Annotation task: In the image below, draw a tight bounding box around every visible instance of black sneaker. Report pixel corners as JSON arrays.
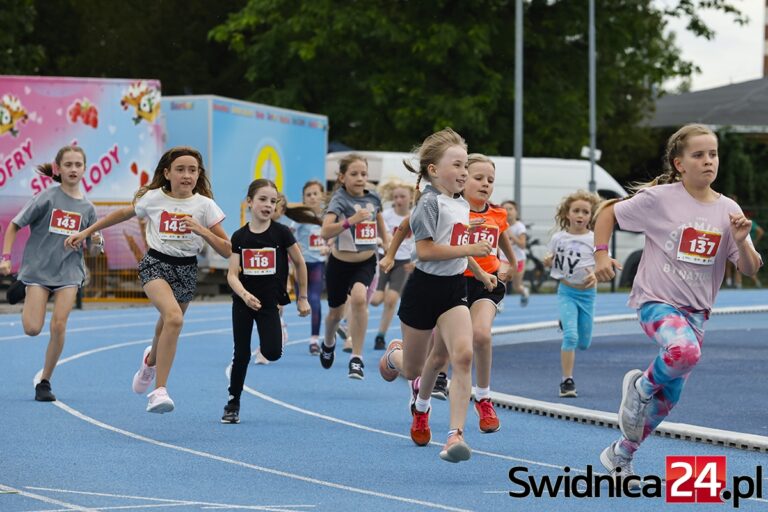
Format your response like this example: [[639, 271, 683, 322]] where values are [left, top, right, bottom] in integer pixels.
[[221, 403, 240, 424], [35, 379, 56, 402], [431, 372, 449, 400], [374, 334, 386, 350], [348, 357, 364, 380], [7, 279, 26, 305], [559, 378, 577, 398], [320, 343, 335, 369]]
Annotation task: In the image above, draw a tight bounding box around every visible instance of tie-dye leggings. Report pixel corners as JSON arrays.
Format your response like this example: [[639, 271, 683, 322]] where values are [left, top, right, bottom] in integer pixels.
[[617, 301, 707, 456]]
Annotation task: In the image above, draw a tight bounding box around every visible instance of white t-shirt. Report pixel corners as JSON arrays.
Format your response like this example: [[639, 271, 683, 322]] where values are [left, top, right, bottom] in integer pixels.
[[547, 230, 595, 284], [381, 208, 414, 260], [502, 221, 527, 263], [134, 188, 225, 257]]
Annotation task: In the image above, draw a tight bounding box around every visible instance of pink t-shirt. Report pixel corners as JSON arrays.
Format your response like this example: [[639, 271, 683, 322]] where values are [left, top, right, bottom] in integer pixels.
[[614, 182, 756, 312]]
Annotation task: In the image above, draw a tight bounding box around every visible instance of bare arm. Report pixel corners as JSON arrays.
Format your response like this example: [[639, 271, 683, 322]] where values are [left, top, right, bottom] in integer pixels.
[[593, 203, 622, 281], [415, 238, 491, 261], [0, 223, 20, 275], [227, 253, 261, 311], [288, 243, 311, 316], [186, 219, 231, 258], [320, 209, 371, 240], [64, 205, 136, 249]]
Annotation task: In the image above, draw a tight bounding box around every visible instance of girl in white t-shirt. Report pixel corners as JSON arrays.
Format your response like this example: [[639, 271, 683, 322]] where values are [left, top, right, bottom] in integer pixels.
[[593, 124, 762, 484], [371, 180, 415, 350], [67, 146, 231, 414], [500, 200, 530, 306], [544, 190, 600, 400]]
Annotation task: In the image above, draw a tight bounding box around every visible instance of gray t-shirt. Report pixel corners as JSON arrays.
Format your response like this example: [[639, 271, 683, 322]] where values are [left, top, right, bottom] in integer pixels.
[[325, 187, 383, 252], [12, 186, 97, 287], [410, 184, 469, 276]]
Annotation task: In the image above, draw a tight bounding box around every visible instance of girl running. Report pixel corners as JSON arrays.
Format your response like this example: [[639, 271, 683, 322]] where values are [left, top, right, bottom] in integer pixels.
[[501, 200, 530, 306], [66, 146, 231, 413], [593, 124, 761, 481], [290, 180, 328, 355], [1, 145, 101, 402], [544, 190, 600, 398], [319, 154, 389, 380], [221, 179, 311, 423], [370, 180, 415, 350], [378, 128, 492, 463]]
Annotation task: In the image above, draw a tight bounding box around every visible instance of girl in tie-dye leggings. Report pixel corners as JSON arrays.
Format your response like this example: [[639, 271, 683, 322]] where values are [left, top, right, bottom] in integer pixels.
[[591, 124, 762, 485]]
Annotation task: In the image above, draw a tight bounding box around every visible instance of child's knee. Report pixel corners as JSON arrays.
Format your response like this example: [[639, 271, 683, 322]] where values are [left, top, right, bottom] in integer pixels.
[[577, 339, 592, 351], [664, 341, 701, 371], [261, 346, 282, 362], [560, 337, 578, 352]]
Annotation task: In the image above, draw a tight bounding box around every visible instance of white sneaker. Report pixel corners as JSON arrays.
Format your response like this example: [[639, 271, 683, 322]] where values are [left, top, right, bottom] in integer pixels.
[[132, 346, 156, 394], [253, 348, 270, 365], [600, 442, 640, 491], [146, 387, 175, 414], [619, 369, 650, 442]]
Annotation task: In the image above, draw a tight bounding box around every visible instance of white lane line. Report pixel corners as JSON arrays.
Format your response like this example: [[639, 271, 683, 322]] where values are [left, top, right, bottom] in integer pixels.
[[49, 400, 471, 512], [24, 486, 314, 512], [0, 484, 97, 511], [0, 316, 231, 342], [44, 331, 472, 512]]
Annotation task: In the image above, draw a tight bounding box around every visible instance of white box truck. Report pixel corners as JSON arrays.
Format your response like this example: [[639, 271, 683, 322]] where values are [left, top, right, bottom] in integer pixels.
[[326, 151, 644, 287]]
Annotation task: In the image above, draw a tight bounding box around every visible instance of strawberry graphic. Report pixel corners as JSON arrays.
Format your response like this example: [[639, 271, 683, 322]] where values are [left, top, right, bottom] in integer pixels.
[[131, 162, 150, 187]]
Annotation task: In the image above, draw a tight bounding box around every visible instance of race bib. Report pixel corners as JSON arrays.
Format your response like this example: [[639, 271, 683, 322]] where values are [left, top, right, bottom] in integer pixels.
[[49, 209, 82, 236], [308, 233, 326, 251], [159, 211, 192, 241], [354, 221, 377, 245], [677, 227, 722, 265], [242, 248, 276, 275], [450, 223, 470, 246], [470, 224, 500, 254]]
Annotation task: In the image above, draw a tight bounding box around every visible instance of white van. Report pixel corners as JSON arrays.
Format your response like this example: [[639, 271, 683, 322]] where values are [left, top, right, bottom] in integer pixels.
[[326, 151, 644, 287]]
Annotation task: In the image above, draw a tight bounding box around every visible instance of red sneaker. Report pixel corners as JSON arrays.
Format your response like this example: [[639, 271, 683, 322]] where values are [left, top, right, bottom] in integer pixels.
[[410, 404, 431, 446], [378, 339, 402, 382], [474, 398, 500, 433]]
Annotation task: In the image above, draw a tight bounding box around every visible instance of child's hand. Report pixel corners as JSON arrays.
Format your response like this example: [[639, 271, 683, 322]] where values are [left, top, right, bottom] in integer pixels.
[[91, 232, 104, 247], [582, 268, 597, 288], [729, 213, 752, 243], [297, 297, 311, 317], [467, 240, 493, 257], [497, 262, 511, 282], [379, 255, 395, 273], [241, 291, 261, 311], [594, 252, 622, 282], [543, 253, 553, 268], [181, 216, 204, 235], [64, 233, 86, 250], [476, 270, 498, 291], [0, 259, 11, 276], [349, 209, 372, 225]]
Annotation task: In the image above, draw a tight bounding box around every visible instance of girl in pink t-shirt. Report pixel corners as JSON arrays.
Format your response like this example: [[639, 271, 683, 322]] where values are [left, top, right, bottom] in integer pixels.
[[592, 124, 762, 484]]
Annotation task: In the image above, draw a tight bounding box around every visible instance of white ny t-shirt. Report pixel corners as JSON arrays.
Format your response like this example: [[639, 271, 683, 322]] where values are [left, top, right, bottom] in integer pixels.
[[134, 188, 225, 257], [547, 230, 595, 284]]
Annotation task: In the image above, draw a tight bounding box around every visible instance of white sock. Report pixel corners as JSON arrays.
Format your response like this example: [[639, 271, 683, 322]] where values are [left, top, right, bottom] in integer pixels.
[[414, 396, 431, 413], [634, 376, 650, 400], [475, 386, 491, 401]]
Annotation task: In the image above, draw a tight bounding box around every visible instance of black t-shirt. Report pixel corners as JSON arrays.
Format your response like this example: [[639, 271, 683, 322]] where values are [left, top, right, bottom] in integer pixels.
[[231, 221, 297, 307]]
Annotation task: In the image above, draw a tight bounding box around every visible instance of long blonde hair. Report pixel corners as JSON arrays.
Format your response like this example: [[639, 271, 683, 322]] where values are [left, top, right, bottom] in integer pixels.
[[555, 190, 600, 231], [404, 128, 467, 202]]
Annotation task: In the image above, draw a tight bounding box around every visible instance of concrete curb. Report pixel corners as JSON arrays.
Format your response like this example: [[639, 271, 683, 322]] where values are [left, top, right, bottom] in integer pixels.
[[486, 305, 768, 452]]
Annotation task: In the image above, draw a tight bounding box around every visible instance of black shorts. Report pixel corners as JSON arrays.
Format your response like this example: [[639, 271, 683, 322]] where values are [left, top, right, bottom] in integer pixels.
[[398, 269, 468, 330], [138, 249, 198, 304], [325, 254, 377, 308], [376, 259, 411, 295], [466, 273, 505, 308]]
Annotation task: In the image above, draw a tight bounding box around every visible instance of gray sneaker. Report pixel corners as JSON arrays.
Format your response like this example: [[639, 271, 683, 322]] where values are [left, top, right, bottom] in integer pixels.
[[619, 369, 650, 443], [600, 442, 640, 491]]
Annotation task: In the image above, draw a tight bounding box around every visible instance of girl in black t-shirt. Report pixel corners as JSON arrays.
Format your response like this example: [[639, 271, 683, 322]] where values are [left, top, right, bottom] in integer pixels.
[[222, 179, 311, 424]]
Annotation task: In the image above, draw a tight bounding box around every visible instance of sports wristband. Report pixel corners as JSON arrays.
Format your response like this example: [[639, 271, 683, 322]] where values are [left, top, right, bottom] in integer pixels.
[[298, 295, 308, 300], [593, 244, 609, 253], [1, 253, 11, 262], [342, 219, 351, 229]]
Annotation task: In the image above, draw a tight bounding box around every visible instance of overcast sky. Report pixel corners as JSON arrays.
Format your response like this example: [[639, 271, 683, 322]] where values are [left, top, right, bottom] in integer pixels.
[[662, 0, 764, 91]]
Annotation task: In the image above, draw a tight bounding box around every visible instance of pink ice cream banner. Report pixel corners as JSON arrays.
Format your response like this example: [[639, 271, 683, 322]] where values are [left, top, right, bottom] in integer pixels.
[[0, 75, 164, 200]]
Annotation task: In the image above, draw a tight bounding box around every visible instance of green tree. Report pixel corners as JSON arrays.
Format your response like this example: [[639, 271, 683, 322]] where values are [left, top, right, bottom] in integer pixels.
[[211, 0, 745, 176], [0, 0, 45, 74]]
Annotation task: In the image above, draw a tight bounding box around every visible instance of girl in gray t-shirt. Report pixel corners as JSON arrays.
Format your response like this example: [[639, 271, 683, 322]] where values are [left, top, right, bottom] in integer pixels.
[[0, 145, 101, 403]]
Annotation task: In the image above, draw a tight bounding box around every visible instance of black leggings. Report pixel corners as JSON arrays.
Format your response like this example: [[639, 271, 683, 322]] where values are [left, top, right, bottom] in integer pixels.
[[228, 299, 283, 402]]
